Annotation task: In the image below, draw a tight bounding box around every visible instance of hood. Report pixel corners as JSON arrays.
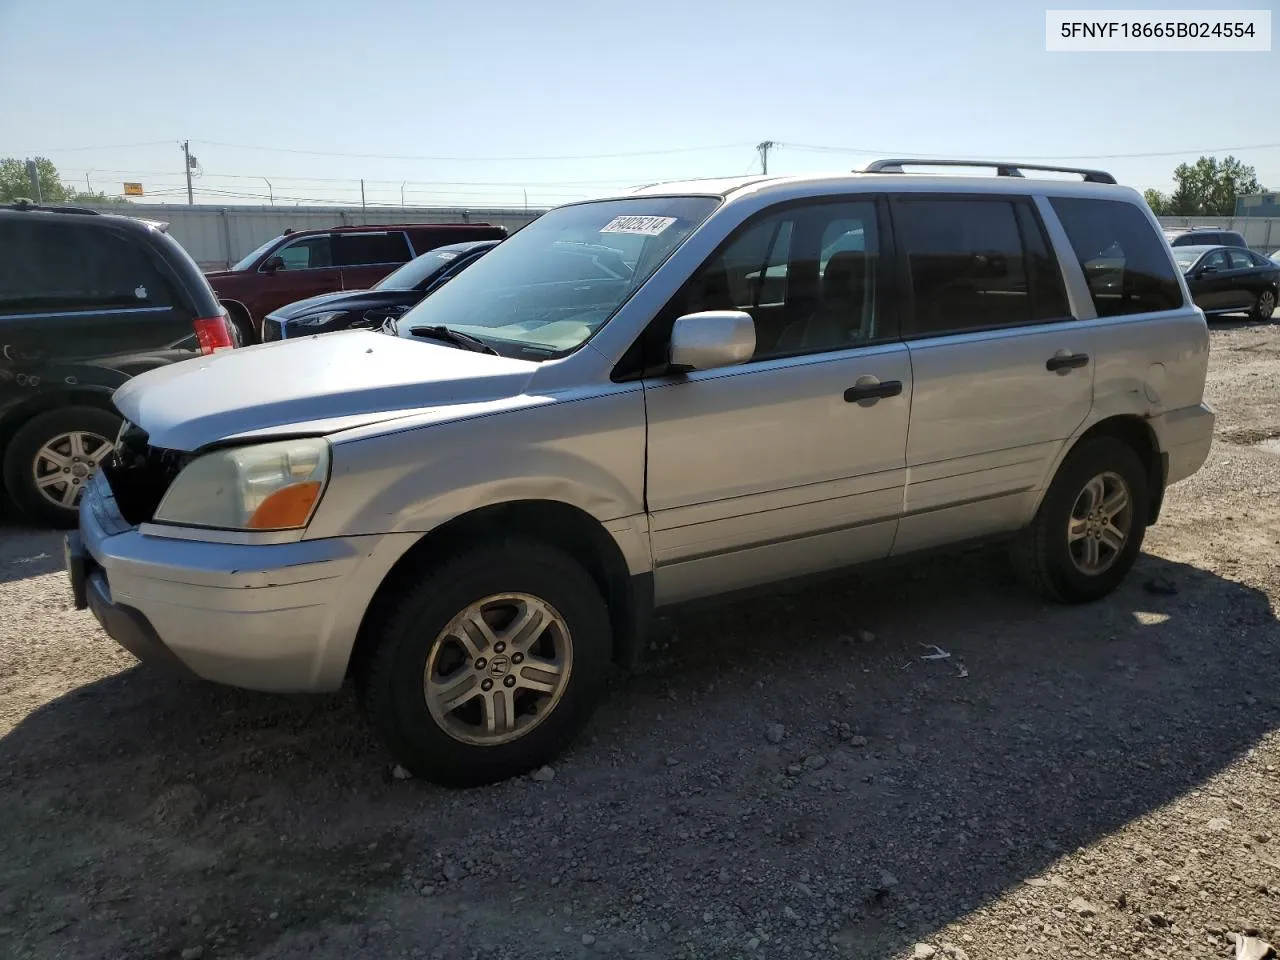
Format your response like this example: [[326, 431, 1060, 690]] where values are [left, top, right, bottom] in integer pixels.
[[270, 288, 408, 321], [113, 331, 539, 451]]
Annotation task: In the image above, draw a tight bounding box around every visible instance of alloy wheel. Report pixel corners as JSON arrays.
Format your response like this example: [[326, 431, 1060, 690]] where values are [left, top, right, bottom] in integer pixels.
[[1067, 471, 1132, 575], [32, 431, 113, 509], [423, 593, 573, 746]]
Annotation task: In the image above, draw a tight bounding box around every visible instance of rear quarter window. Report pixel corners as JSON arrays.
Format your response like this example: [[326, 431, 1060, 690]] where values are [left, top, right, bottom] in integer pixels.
[[0, 220, 177, 314], [1048, 197, 1184, 317]]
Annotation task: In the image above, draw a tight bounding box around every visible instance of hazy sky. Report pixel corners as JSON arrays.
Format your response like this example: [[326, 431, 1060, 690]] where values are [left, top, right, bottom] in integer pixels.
[[1, 0, 1277, 208]]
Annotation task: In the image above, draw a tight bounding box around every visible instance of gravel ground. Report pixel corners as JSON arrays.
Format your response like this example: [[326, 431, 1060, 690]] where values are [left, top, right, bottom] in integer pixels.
[[2, 319, 1279, 960]]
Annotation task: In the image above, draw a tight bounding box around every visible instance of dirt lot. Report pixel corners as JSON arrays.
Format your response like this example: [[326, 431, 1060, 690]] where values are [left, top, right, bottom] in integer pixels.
[[2, 321, 1279, 960]]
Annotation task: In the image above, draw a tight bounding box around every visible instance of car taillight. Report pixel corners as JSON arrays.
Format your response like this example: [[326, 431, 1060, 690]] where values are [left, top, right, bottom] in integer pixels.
[[193, 311, 236, 355]]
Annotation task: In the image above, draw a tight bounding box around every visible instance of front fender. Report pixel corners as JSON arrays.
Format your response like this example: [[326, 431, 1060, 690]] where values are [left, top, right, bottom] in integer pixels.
[[304, 388, 648, 559]]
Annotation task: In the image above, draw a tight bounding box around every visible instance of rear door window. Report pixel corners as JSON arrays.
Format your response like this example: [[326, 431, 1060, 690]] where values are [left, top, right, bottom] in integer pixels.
[[893, 196, 1067, 336], [1048, 197, 1184, 316], [0, 221, 175, 313], [335, 231, 412, 267]]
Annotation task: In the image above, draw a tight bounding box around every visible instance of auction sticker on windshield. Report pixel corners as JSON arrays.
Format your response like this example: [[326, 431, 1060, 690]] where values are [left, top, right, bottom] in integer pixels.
[[600, 215, 677, 236]]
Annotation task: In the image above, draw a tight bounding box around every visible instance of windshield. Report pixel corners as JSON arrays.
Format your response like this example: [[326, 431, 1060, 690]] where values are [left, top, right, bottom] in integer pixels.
[[375, 247, 481, 291], [1171, 248, 1207, 270], [231, 235, 284, 271], [395, 196, 720, 357]]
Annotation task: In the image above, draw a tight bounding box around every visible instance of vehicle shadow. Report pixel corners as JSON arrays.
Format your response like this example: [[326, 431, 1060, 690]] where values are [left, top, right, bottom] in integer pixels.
[[1207, 313, 1274, 331], [0, 549, 1277, 959]]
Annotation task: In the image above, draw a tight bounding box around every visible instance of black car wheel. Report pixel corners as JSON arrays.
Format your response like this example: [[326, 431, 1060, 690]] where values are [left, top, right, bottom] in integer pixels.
[[224, 304, 258, 345], [3, 406, 122, 528], [1015, 436, 1148, 604], [357, 539, 612, 787], [1253, 288, 1276, 321]]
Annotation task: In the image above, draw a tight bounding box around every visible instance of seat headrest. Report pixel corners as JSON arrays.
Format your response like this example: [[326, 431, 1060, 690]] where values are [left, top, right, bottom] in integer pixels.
[[823, 250, 865, 297]]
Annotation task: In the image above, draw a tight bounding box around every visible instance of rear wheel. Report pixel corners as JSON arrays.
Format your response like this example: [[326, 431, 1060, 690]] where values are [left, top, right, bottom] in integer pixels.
[[1016, 436, 1148, 603], [357, 540, 612, 787], [224, 303, 257, 345], [3, 406, 121, 528], [1253, 288, 1276, 322]]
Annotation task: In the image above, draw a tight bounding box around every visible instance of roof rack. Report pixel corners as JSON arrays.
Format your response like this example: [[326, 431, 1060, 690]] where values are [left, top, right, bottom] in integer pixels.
[[861, 159, 1117, 185], [4, 199, 102, 215]]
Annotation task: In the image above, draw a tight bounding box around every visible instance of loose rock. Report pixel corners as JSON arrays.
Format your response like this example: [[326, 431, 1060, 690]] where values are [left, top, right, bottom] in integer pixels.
[[531, 766, 556, 782], [766, 724, 786, 744], [1069, 898, 1099, 917]]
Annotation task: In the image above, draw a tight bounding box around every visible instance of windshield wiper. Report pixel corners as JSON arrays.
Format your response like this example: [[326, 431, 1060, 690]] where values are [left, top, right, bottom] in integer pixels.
[[408, 324, 499, 355]]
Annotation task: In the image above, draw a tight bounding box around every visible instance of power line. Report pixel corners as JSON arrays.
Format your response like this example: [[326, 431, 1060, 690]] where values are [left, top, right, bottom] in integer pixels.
[[190, 139, 754, 162], [781, 141, 1280, 161], [6, 140, 173, 153]]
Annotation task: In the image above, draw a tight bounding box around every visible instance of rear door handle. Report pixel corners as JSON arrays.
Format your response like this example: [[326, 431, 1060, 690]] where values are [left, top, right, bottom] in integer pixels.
[[844, 379, 903, 403], [1045, 352, 1089, 373]]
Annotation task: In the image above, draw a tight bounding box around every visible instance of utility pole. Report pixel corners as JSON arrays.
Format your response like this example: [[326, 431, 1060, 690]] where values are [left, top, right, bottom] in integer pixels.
[[261, 178, 273, 205], [400, 181, 406, 208], [360, 179, 366, 211], [756, 141, 776, 175], [181, 140, 194, 205], [85, 170, 92, 192], [24, 159, 42, 203]]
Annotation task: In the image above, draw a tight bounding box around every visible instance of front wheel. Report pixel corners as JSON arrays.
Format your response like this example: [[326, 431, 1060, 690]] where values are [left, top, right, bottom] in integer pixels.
[[1253, 288, 1276, 322], [1016, 436, 1149, 604], [357, 540, 612, 787]]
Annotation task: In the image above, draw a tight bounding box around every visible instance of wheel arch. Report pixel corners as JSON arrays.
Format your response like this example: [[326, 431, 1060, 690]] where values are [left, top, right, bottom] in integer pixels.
[[1058, 415, 1165, 525], [219, 299, 257, 341], [348, 499, 653, 681]]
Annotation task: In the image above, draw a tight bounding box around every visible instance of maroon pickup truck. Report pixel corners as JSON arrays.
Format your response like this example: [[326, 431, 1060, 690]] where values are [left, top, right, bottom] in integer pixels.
[[208, 222, 508, 342]]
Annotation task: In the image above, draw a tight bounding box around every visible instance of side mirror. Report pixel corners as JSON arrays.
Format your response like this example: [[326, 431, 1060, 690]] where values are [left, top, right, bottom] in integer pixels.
[[262, 255, 284, 274], [1197, 264, 1218, 276], [668, 310, 755, 373]]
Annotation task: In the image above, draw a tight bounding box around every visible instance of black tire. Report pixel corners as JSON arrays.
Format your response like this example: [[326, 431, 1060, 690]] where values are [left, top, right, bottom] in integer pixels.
[[224, 303, 258, 345], [1016, 436, 1149, 604], [1252, 287, 1277, 322], [3, 405, 122, 528], [357, 539, 612, 787]]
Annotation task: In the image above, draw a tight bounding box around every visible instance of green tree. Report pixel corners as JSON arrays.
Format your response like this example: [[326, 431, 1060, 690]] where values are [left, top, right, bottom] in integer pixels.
[[0, 156, 130, 205], [1143, 188, 1171, 215], [1167, 155, 1262, 217]]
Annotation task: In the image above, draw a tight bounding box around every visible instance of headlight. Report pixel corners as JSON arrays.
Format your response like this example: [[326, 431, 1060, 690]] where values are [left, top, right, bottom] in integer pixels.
[[289, 311, 349, 334], [153, 438, 330, 531]]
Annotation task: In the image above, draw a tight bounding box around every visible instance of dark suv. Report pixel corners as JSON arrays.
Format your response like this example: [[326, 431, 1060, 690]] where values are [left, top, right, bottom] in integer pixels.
[[1165, 227, 1249, 249], [207, 223, 509, 342], [0, 203, 233, 526]]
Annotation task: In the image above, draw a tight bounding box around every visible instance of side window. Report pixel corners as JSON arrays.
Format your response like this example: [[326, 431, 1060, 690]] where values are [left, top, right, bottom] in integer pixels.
[[336, 232, 412, 267], [275, 235, 333, 271], [0, 222, 174, 312], [1049, 197, 1184, 317], [894, 197, 1033, 335], [1202, 250, 1230, 271], [1228, 249, 1255, 270], [656, 200, 883, 363]]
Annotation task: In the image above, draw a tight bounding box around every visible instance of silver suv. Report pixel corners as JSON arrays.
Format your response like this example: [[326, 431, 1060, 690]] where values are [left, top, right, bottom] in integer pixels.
[[66, 159, 1214, 786]]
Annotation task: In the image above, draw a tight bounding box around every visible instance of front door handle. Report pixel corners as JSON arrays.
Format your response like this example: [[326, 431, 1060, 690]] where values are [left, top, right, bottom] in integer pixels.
[[1046, 352, 1090, 373], [844, 379, 903, 404]]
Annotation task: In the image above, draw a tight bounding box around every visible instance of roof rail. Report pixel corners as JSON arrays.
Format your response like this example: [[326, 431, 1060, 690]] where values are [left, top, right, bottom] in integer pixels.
[[861, 159, 1117, 185], [4, 199, 102, 215]]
